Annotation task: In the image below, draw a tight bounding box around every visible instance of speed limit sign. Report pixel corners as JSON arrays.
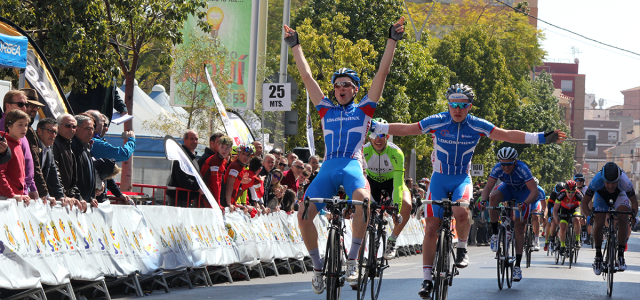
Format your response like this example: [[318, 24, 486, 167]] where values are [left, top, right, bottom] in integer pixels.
[[263, 83, 291, 111]]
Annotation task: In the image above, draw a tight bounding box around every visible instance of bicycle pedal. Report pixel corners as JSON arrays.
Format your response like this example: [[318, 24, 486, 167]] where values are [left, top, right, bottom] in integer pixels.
[[454, 269, 459, 276]]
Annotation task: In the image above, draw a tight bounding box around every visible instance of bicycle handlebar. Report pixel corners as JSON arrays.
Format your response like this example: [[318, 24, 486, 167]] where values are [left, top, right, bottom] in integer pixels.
[[302, 197, 369, 222], [423, 199, 470, 208], [370, 200, 402, 224]]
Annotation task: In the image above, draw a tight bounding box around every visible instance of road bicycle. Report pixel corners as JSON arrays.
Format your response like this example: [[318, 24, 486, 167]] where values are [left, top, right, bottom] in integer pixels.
[[524, 212, 543, 268], [556, 213, 580, 268], [302, 197, 368, 300], [356, 193, 400, 300], [422, 193, 470, 300], [487, 200, 518, 290], [592, 200, 633, 297]]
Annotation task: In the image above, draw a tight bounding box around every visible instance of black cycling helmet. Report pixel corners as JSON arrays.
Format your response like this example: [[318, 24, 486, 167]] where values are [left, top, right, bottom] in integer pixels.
[[554, 182, 566, 194], [446, 83, 475, 103], [331, 68, 361, 88], [601, 162, 621, 182], [573, 173, 585, 181]]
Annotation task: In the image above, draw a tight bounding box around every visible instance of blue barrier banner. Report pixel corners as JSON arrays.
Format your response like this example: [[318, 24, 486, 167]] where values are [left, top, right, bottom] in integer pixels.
[[0, 33, 27, 69]]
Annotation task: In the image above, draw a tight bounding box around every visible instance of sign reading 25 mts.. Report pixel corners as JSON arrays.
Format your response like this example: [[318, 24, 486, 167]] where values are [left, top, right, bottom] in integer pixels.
[[262, 83, 291, 111]]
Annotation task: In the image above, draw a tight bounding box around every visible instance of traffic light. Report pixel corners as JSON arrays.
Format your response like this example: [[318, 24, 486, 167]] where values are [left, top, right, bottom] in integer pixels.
[[587, 135, 596, 151]]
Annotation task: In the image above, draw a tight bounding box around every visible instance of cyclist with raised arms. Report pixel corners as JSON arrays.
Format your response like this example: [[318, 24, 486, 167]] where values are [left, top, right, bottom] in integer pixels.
[[284, 17, 405, 294], [553, 179, 584, 256], [544, 182, 565, 252], [368, 84, 566, 298], [362, 118, 412, 259], [479, 147, 538, 282], [580, 162, 638, 274]]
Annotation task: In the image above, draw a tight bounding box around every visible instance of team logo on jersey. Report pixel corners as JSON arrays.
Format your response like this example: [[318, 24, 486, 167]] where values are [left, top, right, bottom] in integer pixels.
[[384, 160, 388, 167], [440, 130, 449, 136]]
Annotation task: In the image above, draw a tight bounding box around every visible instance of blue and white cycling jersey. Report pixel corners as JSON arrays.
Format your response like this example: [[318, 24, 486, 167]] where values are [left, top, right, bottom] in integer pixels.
[[585, 170, 635, 198], [488, 160, 534, 191], [317, 95, 376, 161], [536, 185, 546, 202], [418, 112, 495, 175]]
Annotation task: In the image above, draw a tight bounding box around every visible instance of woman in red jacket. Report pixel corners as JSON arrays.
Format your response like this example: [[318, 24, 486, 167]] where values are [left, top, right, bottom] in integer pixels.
[[0, 109, 31, 204]]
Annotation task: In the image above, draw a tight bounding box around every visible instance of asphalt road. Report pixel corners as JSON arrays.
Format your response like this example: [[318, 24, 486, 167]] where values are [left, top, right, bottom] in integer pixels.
[[117, 233, 640, 300]]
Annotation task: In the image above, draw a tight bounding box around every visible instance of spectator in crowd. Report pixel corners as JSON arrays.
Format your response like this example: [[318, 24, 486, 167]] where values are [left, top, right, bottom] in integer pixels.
[[0, 110, 31, 203], [52, 114, 81, 201], [201, 135, 233, 208], [21, 89, 48, 199], [286, 152, 298, 168], [93, 158, 122, 203], [1, 90, 37, 199], [281, 189, 297, 213], [420, 177, 430, 191], [260, 154, 276, 205], [405, 177, 413, 190], [265, 168, 285, 210], [304, 163, 312, 173], [198, 132, 224, 168], [0, 134, 10, 165], [252, 141, 264, 158], [299, 169, 312, 199], [224, 144, 254, 211], [92, 114, 136, 162], [307, 155, 320, 183], [72, 114, 97, 207], [35, 118, 65, 206], [166, 130, 201, 207], [269, 148, 283, 160], [242, 156, 267, 214], [281, 159, 304, 194], [279, 157, 288, 171], [230, 145, 238, 162]]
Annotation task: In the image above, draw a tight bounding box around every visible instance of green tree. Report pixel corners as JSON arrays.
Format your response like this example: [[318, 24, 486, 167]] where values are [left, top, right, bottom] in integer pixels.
[[103, 0, 208, 191]]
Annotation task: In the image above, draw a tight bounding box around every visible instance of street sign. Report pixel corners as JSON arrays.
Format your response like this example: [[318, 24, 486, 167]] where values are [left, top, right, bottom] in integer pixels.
[[262, 82, 291, 111], [471, 164, 484, 176]]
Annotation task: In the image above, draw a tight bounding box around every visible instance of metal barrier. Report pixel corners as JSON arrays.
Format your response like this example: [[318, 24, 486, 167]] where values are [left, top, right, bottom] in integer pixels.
[[109, 183, 209, 207]]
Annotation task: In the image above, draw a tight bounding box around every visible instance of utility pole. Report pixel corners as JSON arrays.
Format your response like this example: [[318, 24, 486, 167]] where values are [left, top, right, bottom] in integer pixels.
[[275, 0, 291, 150]]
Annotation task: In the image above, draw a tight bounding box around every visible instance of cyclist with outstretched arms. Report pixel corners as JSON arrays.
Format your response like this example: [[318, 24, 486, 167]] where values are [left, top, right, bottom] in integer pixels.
[[362, 118, 412, 259], [479, 148, 538, 282], [580, 162, 638, 274], [553, 180, 583, 256], [368, 84, 566, 298], [284, 17, 405, 294]]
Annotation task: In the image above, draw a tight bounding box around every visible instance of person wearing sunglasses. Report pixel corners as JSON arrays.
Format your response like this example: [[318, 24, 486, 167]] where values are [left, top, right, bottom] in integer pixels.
[[280, 160, 304, 194], [52, 113, 83, 209], [284, 17, 405, 294], [368, 83, 567, 297], [223, 143, 255, 212], [581, 162, 638, 274], [552, 179, 584, 257], [479, 147, 540, 282], [573, 173, 592, 245], [362, 118, 412, 261], [544, 182, 565, 252]]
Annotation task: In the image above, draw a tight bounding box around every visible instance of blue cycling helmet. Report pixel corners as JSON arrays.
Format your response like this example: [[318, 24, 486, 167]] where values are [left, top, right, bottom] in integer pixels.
[[331, 68, 361, 88], [446, 83, 475, 102]]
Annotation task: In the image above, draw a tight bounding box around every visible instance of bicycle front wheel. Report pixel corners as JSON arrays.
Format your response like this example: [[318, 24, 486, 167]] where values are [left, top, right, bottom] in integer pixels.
[[568, 226, 574, 269], [506, 230, 514, 289], [496, 228, 505, 290], [370, 232, 386, 300], [326, 230, 343, 300], [524, 224, 532, 268], [357, 229, 371, 300], [607, 230, 616, 297], [433, 230, 450, 300]]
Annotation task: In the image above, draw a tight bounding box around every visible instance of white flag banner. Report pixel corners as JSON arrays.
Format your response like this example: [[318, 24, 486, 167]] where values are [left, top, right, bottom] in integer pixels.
[[306, 90, 316, 156], [204, 64, 243, 145]]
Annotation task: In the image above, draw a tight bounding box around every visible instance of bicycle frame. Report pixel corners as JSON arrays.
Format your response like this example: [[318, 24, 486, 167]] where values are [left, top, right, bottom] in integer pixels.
[[487, 199, 517, 290]]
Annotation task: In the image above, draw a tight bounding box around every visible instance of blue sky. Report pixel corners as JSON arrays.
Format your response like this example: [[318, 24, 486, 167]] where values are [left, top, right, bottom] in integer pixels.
[[538, 0, 640, 108]]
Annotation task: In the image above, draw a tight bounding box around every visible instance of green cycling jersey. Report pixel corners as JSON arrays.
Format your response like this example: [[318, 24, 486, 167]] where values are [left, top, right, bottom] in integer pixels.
[[363, 141, 408, 207]]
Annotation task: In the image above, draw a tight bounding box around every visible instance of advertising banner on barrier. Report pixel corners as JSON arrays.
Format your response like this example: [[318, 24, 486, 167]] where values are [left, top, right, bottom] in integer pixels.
[[138, 206, 190, 270], [224, 211, 258, 265], [249, 214, 274, 263], [111, 206, 162, 275]]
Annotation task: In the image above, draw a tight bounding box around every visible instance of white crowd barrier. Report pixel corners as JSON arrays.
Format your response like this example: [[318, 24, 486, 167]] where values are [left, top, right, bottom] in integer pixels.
[[0, 199, 425, 297]]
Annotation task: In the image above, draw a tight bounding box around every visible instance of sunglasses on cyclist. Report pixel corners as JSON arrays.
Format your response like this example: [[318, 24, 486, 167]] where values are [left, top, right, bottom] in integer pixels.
[[333, 81, 356, 89], [449, 102, 471, 109], [371, 133, 388, 139], [500, 161, 515, 167], [566, 189, 576, 194], [575, 179, 585, 182]]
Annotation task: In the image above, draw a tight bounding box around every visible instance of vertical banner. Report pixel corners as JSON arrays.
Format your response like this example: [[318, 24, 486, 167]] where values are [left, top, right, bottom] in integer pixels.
[[179, 0, 260, 109], [204, 65, 242, 145], [227, 111, 255, 145], [306, 90, 316, 156]]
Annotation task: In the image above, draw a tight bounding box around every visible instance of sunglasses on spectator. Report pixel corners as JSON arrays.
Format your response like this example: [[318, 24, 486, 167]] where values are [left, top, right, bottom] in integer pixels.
[[279, 163, 287, 167], [449, 102, 471, 109], [272, 174, 282, 181], [294, 165, 304, 170], [333, 81, 356, 89], [500, 161, 516, 167], [43, 128, 58, 135], [9, 102, 31, 108], [63, 123, 77, 129]]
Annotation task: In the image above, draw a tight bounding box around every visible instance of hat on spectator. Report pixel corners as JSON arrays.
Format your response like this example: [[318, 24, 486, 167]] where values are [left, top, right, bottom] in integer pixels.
[[19, 88, 45, 107], [269, 148, 282, 155]]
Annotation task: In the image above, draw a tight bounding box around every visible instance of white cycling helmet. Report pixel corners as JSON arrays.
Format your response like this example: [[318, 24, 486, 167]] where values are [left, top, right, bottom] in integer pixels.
[[497, 147, 518, 160]]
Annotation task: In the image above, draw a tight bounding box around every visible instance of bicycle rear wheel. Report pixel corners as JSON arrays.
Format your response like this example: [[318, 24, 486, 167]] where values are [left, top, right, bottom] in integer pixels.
[[496, 228, 505, 290], [357, 229, 371, 300], [370, 232, 386, 300], [607, 231, 616, 297], [568, 226, 574, 269], [433, 230, 450, 300], [326, 230, 343, 300], [524, 224, 532, 268]]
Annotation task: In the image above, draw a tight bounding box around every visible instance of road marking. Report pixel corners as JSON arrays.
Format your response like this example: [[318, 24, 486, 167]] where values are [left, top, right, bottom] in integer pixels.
[[275, 293, 297, 296]]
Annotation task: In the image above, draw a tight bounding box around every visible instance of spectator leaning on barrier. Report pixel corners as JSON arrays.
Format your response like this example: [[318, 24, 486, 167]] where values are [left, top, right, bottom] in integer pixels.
[[52, 114, 81, 201], [35, 118, 65, 206], [252, 140, 263, 159], [22, 88, 48, 199], [201, 135, 233, 208], [240, 156, 266, 215], [1, 90, 38, 200], [166, 130, 201, 207], [72, 114, 98, 207], [0, 110, 31, 203], [265, 168, 285, 210], [281, 159, 303, 194], [224, 143, 254, 211], [93, 158, 122, 203], [198, 131, 224, 169], [260, 154, 276, 204]]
